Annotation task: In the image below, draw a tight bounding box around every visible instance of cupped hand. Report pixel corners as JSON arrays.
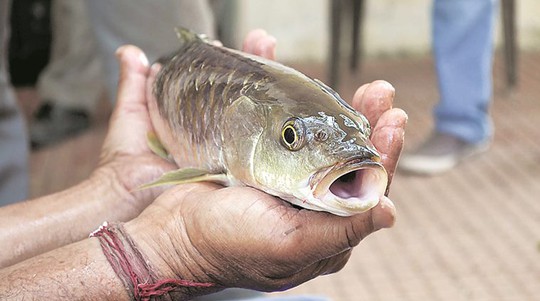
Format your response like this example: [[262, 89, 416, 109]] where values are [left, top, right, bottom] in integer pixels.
[[119, 31, 407, 295], [127, 182, 396, 293], [93, 30, 278, 219], [93, 45, 176, 215], [242, 29, 277, 60], [124, 31, 406, 294]]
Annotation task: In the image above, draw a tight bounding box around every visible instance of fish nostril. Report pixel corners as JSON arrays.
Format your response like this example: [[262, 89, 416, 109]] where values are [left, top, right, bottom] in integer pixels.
[[314, 129, 328, 142]]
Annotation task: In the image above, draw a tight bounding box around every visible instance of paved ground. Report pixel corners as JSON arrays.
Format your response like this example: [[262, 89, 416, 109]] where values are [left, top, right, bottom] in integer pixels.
[[28, 51, 540, 300]]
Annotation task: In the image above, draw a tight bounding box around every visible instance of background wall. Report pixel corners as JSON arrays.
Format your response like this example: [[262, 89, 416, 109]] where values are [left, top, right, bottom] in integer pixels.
[[232, 0, 540, 63]]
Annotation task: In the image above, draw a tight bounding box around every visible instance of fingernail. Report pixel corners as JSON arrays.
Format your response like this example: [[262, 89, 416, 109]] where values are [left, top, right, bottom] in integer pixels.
[[372, 196, 396, 231], [115, 45, 127, 59], [139, 52, 149, 67], [372, 80, 395, 93], [150, 63, 161, 75]]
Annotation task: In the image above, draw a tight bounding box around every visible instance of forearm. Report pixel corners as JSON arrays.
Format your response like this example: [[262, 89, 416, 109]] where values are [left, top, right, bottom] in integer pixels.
[[0, 169, 139, 268], [0, 222, 209, 301], [0, 238, 129, 300]]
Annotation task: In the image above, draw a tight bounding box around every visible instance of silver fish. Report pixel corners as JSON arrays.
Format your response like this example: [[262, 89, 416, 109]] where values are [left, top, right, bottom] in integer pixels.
[[145, 28, 387, 216]]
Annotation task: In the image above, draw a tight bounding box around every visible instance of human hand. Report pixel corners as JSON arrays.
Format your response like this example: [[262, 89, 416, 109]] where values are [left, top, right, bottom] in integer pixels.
[[125, 181, 396, 295], [92, 46, 177, 216], [125, 85, 405, 295], [125, 35, 406, 293], [92, 29, 280, 221], [242, 29, 277, 60], [118, 32, 405, 297], [351, 81, 408, 192]]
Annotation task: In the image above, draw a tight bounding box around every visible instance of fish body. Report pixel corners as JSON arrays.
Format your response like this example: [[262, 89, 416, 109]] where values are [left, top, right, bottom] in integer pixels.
[[147, 28, 387, 216]]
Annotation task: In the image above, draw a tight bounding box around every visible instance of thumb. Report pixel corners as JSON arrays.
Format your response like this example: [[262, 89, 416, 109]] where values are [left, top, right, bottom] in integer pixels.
[[114, 45, 150, 111], [285, 197, 396, 260]]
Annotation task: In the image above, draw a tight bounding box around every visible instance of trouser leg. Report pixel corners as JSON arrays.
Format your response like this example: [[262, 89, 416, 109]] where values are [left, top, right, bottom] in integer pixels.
[[432, 0, 498, 143]]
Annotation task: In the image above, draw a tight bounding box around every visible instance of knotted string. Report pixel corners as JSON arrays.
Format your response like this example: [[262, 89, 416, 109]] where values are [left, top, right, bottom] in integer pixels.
[[91, 222, 214, 300]]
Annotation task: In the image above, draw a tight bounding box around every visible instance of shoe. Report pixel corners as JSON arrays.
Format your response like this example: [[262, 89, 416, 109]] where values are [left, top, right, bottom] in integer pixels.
[[399, 132, 490, 175], [30, 102, 90, 149]]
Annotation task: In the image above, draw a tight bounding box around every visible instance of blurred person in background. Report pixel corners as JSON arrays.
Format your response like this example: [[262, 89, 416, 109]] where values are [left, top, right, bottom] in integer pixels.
[[2, 0, 218, 199], [31, 0, 218, 149], [0, 0, 29, 206], [30, 0, 104, 149], [399, 0, 498, 175], [85, 0, 216, 105]]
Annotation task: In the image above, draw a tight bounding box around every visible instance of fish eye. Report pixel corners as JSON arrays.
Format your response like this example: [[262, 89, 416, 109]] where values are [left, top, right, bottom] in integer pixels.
[[283, 126, 296, 144], [281, 118, 306, 151]]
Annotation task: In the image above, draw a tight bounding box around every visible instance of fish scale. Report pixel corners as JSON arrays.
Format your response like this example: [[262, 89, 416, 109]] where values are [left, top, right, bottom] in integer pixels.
[[156, 45, 267, 148]]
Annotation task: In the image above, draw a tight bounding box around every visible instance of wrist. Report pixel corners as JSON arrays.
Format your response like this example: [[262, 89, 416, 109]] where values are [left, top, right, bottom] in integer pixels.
[[120, 219, 221, 299], [88, 165, 147, 220], [93, 155, 177, 217]]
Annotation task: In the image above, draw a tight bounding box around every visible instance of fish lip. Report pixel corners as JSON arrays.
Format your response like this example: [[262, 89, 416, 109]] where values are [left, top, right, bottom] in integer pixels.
[[310, 158, 388, 213]]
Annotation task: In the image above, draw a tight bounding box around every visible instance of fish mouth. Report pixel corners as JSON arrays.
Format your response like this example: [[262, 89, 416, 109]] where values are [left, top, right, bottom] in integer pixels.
[[311, 158, 388, 215]]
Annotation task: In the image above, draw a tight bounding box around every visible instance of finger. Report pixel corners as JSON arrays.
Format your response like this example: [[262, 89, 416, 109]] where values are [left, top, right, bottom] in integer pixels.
[[352, 80, 395, 127], [269, 199, 394, 289], [351, 83, 369, 108], [255, 34, 277, 60], [101, 45, 152, 156], [372, 196, 396, 229], [370, 108, 408, 189], [114, 45, 150, 111], [281, 196, 396, 264], [242, 29, 277, 60], [242, 29, 267, 54], [146, 63, 162, 119]]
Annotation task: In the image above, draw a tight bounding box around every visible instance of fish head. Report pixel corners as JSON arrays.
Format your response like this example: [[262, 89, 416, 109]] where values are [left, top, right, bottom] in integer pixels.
[[250, 82, 388, 216]]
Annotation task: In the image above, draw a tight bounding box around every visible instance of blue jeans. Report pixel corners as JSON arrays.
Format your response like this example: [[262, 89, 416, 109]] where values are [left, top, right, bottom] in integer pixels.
[[432, 0, 498, 143]]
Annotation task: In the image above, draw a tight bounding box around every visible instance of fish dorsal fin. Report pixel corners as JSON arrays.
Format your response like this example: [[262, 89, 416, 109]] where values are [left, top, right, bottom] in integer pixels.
[[146, 131, 170, 160], [139, 168, 230, 190], [174, 27, 210, 44]]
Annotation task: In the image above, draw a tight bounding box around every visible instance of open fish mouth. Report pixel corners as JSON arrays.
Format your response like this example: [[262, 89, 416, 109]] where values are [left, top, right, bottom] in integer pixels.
[[311, 159, 388, 215]]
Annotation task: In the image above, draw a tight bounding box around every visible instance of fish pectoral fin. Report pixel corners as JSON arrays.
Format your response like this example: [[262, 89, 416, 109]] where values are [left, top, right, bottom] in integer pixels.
[[147, 131, 170, 160], [138, 168, 229, 190]]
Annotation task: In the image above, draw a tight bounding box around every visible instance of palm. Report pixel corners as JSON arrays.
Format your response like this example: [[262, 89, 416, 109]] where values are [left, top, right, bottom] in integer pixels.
[[143, 183, 356, 290]]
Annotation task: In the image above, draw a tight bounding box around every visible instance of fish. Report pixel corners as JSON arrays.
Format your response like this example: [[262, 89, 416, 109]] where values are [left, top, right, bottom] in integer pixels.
[[145, 28, 388, 216]]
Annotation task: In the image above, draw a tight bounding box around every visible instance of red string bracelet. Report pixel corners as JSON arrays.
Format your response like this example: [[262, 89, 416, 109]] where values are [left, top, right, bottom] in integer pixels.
[[90, 222, 214, 301]]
